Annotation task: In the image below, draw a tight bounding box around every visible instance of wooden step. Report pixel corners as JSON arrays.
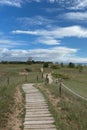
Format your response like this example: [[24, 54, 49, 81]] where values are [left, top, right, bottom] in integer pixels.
[[22, 84, 57, 130]]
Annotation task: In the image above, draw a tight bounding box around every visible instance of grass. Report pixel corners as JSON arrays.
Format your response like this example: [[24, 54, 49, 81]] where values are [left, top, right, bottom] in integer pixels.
[[44, 66, 87, 130], [52, 67, 87, 98], [0, 84, 15, 127], [36, 65, 87, 130], [0, 63, 44, 129], [40, 82, 87, 130], [0, 63, 87, 130]]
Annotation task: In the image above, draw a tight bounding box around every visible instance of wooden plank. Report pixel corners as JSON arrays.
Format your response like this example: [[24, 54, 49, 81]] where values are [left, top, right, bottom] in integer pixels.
[[22, 84, 57, 130]]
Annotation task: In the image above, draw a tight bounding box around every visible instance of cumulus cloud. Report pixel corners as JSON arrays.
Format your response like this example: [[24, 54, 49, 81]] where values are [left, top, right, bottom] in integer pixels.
[[1, 0, 87, 10], [12, 25, 87, 38], [1, 46, 87, 63], [37, 36, 61, 45], [56, 0, 87, 10], [65, 12, 87, 21], [71, 0, 87, 10], [0, 0, 23, 7], [47, 0, 87, 10], [0, 0, 56, 7], [11, 25, 87, 46], [0, 39, 27, 48], [0, 47, 78, 62]]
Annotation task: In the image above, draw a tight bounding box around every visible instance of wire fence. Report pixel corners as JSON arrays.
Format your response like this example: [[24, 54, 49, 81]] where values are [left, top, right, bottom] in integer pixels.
[[0, 72, 44, 87], [62, 83, 87, 101]]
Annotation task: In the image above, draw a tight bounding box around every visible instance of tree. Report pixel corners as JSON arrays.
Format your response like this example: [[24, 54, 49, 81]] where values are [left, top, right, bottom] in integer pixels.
[[68, 62, 75, 68], [43, 62, 49, 68], [60, 62, 64, 67], [27, 57, 33, 64]]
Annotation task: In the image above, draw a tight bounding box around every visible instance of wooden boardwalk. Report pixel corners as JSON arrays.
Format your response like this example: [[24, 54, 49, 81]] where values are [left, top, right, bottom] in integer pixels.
[[22, 84, 57, 130]]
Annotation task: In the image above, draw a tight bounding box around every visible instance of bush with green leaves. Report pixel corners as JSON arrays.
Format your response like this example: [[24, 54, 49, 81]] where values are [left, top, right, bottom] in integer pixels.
[[52, 72, 70, 80], [51, 64, 60, 69], [43, 62, 49, 68]]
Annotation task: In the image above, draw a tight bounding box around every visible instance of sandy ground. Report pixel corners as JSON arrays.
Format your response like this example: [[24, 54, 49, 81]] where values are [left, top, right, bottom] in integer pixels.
[[1, 86, 24, 130]]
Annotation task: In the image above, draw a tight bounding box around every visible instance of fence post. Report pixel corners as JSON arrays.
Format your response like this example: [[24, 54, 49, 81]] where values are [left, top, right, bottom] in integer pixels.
[[42, 72, 43, 78], [58, 78, 62, 97], [25, 75, 27, 82], [37, 75, 38, 81], [45, 74, 49, 85], [59, 82, 61, 97], [7, 77, 9, 85]]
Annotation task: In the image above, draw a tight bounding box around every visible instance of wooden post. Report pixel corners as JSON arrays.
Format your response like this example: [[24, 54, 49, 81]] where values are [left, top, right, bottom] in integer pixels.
[[58, 78, 62, 97], [45, 74, 49, 84], [37, 75, 38, 81], [59, 82, 61, 97], [42, 72, 43, 78], [25, 75, 27, 82], [7, 77, 9, 85]]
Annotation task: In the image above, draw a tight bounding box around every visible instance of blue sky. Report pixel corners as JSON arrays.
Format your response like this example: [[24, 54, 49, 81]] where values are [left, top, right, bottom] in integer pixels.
[[0, 0, 87, 62]]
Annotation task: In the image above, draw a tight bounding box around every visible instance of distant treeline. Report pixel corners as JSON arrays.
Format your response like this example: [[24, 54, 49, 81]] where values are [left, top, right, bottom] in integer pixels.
[[0, 60, 52, 64]]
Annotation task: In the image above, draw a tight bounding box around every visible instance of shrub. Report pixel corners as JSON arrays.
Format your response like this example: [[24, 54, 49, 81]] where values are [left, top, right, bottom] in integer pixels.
[[25, 68, 32, 72], [51, 64, 60, 69], [52, 73, 70, 80], [68, 62, 75, 68], [43, 62, 49, 68]]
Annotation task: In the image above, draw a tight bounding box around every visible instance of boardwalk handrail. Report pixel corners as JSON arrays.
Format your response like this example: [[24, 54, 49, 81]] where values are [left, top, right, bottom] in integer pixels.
[[62, 83, 87, 101]]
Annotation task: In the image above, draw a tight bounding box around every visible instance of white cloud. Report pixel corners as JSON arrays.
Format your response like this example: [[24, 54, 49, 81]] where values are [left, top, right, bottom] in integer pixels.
[[0, 0, 48, 7], [12, 30, 38, 35], [37, 36, 60, 45], [1, 46, 87, 63], [71, 0, 87, 10], [66, 57, 87, 63], [17, 16, 54, 27], [0, 39, 27, 48], [1, 47, 87, 63], [12, 25, 87, 38], [0, 39, 14, 44], [58, 0, 87, 10], [53, 26, 87, 38], [0, 47, 78, 62], [46, 0, 87, 10], [48, 0, 55, 3], [64, 12, 87, 21], [0, 0, 23, 7], [11, 25, 87, 46], [12, 30, 61, 45], [1, 0, 87, 10]]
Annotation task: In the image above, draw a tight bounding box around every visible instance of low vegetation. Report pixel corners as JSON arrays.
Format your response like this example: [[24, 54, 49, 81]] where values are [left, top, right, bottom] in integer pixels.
[[0, 63, 44, 129], [37, 63, 87, 130], [42, 83, 87, 130], [0, 62, 87, 130]]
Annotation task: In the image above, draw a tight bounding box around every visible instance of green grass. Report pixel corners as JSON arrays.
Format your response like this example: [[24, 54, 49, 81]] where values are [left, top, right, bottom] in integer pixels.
[[47, 66, 87, 130], [42, 83, 87, 130], [35, 65, 87, 130], [0, 84, 15, 127], [52, 67, 87, 98], [0, 63, 87, 129], [0, 63, 44, 128]]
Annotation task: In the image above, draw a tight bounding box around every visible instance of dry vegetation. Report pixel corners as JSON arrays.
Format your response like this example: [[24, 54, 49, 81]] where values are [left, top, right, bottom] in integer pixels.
[[6, 86, 25, 130], [0, 63, 87, 130]]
